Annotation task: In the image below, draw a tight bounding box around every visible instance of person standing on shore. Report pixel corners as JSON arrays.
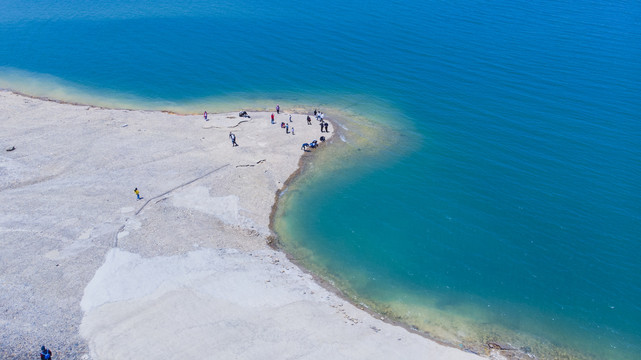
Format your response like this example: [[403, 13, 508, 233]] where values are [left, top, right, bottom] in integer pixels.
[[271, 113, 275, 124], [320, 121, 324, 132], [229, 132, 238, 147], [289, 114, 292, 122], [286, 123, 289, 134], [203, 111, 208, 121], [291, 127, 295, 135], [307, 116, 311, 125], [324, 122, 329, 133], [134, 188, 142, 200], [276, 104, 280, 114]]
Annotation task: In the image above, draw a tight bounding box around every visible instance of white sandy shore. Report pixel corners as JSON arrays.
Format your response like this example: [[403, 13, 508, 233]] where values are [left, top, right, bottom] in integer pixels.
[[0, 91, 485, 360]]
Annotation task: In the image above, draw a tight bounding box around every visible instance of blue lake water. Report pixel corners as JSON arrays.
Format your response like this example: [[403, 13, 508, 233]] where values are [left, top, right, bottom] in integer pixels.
[[1, 1, 640, 358]]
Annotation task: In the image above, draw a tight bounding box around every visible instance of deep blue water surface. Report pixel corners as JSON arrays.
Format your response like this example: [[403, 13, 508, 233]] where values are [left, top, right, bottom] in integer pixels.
[[1, 1, 640, 359]]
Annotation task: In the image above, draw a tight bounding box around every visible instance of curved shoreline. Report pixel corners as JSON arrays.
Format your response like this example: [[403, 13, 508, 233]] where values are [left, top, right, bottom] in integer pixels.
[[1, 90, 484, 360], [265, 115, 499, 358], [264, 124, 596, 360], [263, 110, 592, 360], [266, 136, 486, 357], [3, 88, 593, 360]]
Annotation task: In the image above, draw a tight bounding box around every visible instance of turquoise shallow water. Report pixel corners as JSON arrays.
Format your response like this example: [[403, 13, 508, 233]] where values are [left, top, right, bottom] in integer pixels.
[[2, 1, 640, 359]]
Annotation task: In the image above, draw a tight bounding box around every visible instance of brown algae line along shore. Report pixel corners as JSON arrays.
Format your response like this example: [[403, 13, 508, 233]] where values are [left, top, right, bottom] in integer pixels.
[[2, 88, 334, 117]]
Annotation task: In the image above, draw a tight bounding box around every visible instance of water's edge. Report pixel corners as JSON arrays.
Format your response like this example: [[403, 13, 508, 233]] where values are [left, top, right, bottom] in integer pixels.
[[2, 88, 586, 360], [4, 88, 489, 358], [266, 120, 492, 359]]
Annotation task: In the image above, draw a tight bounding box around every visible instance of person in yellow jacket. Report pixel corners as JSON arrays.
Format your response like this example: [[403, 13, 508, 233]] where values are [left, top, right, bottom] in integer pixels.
[[134, 187, 142, 200]]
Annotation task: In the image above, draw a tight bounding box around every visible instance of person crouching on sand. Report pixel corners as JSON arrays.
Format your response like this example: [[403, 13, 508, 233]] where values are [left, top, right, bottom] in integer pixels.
[[40, 345, 52, 360]]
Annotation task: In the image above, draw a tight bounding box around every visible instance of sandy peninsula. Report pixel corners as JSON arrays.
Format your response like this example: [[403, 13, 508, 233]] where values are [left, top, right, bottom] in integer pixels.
[[0, 90, 485, 360]]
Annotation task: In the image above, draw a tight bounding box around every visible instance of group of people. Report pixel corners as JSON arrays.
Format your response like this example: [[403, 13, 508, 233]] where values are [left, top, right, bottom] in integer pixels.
[[312, 109, 330, 133], [203, 105, 332, 149], [314, 109, 325, 121], [272, 105, 295, 135], [280, 122, 294, 135], [301, 136, 326, 151], [133, 106, 331, 201], [301, 140, 318, 150]]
